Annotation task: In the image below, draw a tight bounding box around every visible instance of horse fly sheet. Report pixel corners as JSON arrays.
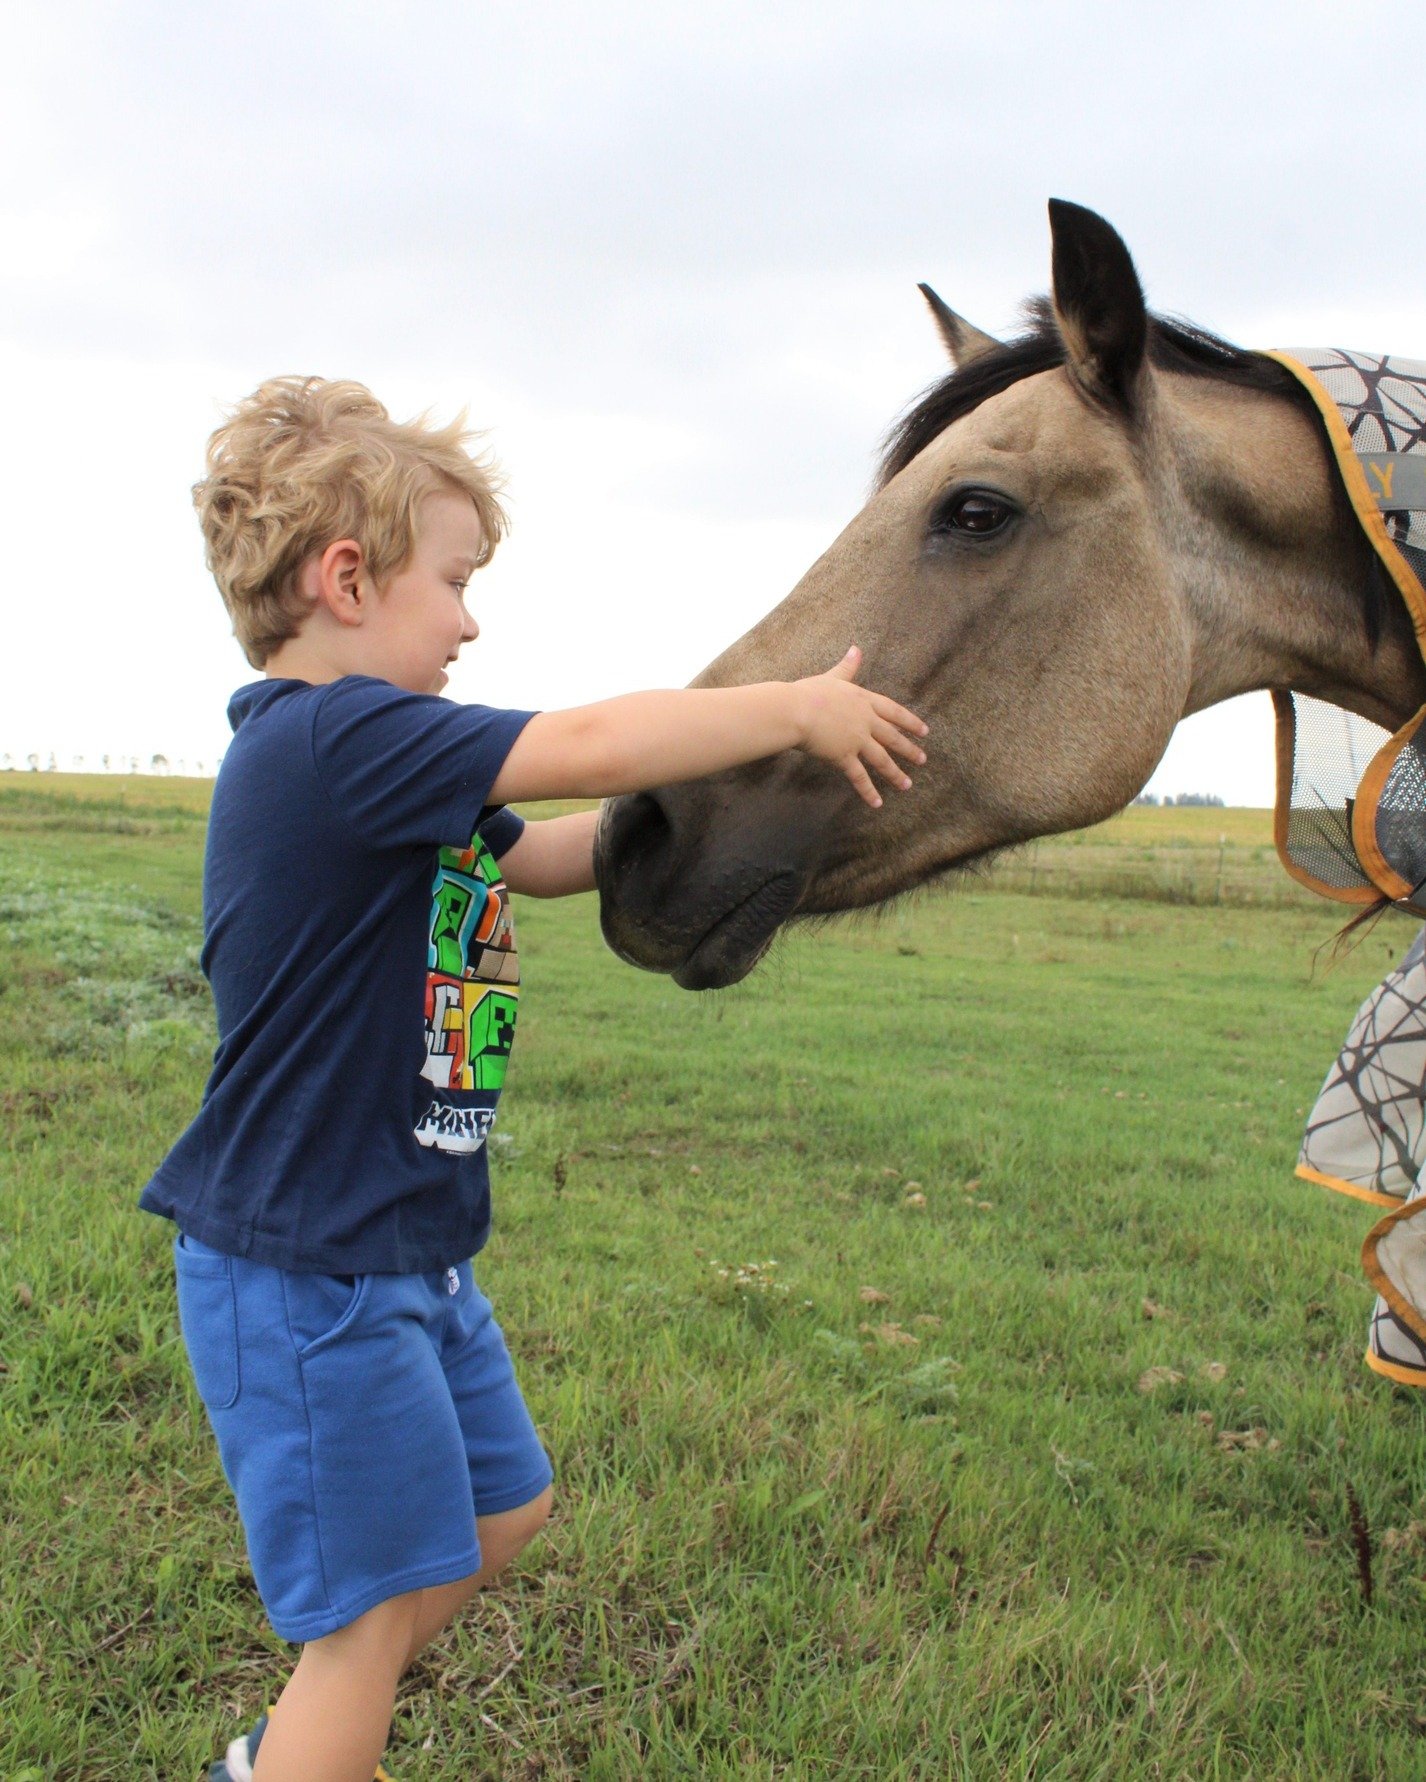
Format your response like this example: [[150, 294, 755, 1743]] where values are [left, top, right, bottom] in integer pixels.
[[1267, 350, 1426, 913], [1267, 350, 1426, 1385], [1297, 931, 1426, 1384]]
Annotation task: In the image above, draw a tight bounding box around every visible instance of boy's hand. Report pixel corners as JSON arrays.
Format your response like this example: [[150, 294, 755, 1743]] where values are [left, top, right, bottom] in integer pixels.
[[487, 648, 928, 806], [792, 647, 929, 808]]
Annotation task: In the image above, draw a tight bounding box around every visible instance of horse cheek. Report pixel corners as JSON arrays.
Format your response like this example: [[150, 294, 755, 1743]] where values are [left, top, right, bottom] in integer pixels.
[[1000, 561, 1187, 834], [1080, 593, 1192, 814]]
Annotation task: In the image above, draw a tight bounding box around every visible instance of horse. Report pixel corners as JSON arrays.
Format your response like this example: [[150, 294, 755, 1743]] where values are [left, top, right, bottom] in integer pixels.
[[593, 199, 1426, 989]]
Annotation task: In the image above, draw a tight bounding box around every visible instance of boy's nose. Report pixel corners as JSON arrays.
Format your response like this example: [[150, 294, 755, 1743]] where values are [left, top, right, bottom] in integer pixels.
[[462, 607, 479, 642]]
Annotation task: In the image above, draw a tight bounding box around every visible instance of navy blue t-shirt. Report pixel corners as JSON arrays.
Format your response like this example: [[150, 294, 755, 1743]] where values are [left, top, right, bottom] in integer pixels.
[[139, 676, 536, 1272]]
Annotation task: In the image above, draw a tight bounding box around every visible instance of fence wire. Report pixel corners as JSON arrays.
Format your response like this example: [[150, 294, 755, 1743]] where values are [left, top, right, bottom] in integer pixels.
[[982, 836, 1315, 909]]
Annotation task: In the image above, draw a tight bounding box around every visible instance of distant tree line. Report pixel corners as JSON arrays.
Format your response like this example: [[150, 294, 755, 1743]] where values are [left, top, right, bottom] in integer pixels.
[[0, 752, 222, 776], [1131, 791, 1226, 807]]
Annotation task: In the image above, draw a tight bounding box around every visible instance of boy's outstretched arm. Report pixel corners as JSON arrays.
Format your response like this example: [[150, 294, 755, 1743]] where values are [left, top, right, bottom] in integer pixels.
[[487, 646, 928, 810], [498, 810, 600, 898]]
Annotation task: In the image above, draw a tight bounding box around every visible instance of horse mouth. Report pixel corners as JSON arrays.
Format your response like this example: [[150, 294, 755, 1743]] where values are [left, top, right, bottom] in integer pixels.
[[670, 872, 802, 991]]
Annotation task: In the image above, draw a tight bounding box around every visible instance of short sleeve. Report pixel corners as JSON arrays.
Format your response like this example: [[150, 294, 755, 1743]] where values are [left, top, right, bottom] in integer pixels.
[[478, 805, 526, 859], [311, 676, 536, 851]]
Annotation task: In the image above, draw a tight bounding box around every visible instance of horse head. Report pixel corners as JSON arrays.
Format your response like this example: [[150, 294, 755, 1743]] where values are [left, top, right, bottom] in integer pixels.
[[596, 201, 1424, 988]]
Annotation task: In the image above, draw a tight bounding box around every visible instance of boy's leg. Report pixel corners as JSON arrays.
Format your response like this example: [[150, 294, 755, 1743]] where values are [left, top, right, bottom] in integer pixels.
[[252, 1589, 423, 1782], [400, 1486, 553, 1668], [408, 1262, 551, 1674], [249, 1492, 554, 1778], [182, 1254, 531, 1778]]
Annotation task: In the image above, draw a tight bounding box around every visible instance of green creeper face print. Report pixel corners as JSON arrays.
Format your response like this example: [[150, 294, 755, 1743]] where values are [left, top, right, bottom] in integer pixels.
[[414, 833, 520, 1152]]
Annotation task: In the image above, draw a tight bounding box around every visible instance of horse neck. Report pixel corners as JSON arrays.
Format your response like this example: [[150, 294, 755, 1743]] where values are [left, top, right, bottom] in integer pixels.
[[1154, 375, 1426, 732]]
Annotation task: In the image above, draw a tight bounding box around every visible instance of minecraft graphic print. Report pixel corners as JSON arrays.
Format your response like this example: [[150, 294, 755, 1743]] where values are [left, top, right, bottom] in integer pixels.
[[414, 833, 519, 1155]]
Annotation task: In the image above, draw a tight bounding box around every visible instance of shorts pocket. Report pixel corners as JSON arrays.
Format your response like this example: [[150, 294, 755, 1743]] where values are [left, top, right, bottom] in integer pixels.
[[174, 1236, 240, 1410], [283, 1270, 372, 1362]]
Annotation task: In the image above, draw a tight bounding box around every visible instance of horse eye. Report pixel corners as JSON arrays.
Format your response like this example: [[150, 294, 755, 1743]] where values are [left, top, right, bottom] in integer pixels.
[[934, 490, 1017, 537]]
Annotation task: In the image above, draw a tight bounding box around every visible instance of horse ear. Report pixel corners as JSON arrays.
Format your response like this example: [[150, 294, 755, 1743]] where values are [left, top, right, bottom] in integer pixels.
[[917, 284, 1001, 367], [1048, 199, 1148, 415]]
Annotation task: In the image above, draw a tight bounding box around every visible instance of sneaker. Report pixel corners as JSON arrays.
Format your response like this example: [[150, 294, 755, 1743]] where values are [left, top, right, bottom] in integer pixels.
[[206, 1711, 267, 1782], [206, 1713, 398, 1780]]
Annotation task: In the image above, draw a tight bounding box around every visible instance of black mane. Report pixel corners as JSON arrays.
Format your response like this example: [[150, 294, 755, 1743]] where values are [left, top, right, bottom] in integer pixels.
[[877, 297, 1321, 485], [877, 296, 1391, 645]]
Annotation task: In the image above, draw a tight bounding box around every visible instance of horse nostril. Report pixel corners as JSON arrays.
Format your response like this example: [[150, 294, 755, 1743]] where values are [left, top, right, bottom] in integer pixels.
[[599, 790, 675, 881], [596, 789, 692, 969]]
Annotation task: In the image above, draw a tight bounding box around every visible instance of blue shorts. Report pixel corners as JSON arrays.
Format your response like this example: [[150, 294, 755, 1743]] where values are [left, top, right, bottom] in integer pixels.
[[173, 1233, 553, 1643]]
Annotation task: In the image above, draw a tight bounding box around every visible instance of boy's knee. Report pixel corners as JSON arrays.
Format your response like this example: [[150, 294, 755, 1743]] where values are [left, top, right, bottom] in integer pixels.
[[501, 1482, 554, 1554], [512, 1482, 553, 1549], [308, 1589, 424, 1669], [476, 1484, 553, 1580], [526, 1483, 554, 1531]]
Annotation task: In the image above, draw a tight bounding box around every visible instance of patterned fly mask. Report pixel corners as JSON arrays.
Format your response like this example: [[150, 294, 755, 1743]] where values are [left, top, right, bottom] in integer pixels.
[[1272, 351, 1426, 1386]]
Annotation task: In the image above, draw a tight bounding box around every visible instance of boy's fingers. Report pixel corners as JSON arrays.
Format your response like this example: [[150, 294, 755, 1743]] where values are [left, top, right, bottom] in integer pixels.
[[862, 741, 913, 789], [827, 646, 862, 683], [871, 693, 929, 736], [872, 719, 927, 764], [842, 756, 883, 807]]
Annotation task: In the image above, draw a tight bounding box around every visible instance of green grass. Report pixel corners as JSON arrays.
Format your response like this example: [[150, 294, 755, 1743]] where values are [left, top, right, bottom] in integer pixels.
[[5, 778, 1426, 1778]]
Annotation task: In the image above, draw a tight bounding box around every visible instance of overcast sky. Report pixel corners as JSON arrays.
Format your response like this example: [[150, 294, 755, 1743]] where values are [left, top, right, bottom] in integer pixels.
[[7, 0, 1426, 801]]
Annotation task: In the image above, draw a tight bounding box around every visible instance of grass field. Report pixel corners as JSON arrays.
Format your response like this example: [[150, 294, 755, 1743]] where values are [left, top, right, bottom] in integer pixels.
[[5, 777, 1426, 1778]]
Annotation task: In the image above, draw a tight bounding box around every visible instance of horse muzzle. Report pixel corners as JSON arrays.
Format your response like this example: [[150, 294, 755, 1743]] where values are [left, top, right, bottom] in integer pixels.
[[595, 788, 808, 989]]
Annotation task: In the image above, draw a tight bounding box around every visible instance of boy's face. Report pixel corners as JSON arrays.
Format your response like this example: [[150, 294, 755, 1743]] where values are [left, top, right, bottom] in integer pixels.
[[362, 488, 483, 695]]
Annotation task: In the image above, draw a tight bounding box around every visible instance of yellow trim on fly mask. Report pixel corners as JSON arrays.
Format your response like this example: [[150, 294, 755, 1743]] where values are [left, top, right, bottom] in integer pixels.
[[1294, 1163, 1399, 1212], [1363, 1349, 1426, 1388]]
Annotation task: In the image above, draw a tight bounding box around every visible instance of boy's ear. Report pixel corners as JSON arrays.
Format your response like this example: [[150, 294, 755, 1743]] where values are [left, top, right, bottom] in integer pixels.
[[315, 539, 369, 627]]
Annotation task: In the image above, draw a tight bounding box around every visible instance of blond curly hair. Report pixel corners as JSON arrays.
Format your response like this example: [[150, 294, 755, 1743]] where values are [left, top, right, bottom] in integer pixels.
[[194, 376, 507, 667]]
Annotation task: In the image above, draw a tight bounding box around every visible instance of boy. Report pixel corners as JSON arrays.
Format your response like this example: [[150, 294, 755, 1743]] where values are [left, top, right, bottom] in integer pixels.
[[141, 376, 927, 1782]]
